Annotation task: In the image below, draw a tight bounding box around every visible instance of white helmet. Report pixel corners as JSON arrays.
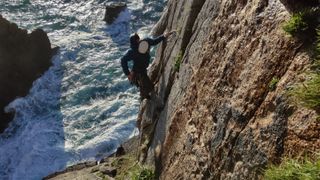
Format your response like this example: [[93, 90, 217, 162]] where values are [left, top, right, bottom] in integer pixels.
[[138, 40, 149, 54]]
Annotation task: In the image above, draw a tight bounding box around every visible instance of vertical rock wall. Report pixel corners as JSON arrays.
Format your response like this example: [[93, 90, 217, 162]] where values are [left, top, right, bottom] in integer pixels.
[[138, 0, 320, 179]]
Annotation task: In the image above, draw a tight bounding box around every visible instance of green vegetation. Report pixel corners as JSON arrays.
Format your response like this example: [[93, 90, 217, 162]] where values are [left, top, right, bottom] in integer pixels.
[[131, 167, 155, 180], [111, 154, 136, 179], [317, 28, 320, 60], [264, 156, 320, 180], [269, 77, 280, 91], [108, 153, 155, 180], [283, 8, 320, 40], [311, 29, 320, 71], [279, 6, 320, 179], [289, 29, 320, 110], [289, 73, 320, 109], [317, 29, 320, 49], [174, 51, 183, 72], [283, 12, 308, 36], [96, 171, 106, 179]]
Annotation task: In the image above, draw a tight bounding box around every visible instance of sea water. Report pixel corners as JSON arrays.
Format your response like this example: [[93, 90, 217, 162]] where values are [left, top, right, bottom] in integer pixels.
[[0, 0, 165, 179]]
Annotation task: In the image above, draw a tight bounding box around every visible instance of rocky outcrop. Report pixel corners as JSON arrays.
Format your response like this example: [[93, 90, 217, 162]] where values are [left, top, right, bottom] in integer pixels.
[[45, 137, 140, 180], [104, 2, 127, 24], [0, 15, 53, 132], [137, 0, 320, 179]]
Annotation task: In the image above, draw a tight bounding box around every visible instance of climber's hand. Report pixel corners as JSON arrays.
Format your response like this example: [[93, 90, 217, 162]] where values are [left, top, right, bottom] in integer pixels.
[[128, 71, 134, 82], [164, 30, 176, 38]]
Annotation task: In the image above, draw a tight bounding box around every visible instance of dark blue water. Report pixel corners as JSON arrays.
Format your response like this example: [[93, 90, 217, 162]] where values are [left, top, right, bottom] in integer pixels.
[[0, 0, 165, 179]]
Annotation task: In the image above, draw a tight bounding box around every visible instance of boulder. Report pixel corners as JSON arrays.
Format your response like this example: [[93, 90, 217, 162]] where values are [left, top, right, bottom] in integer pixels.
[[99, 166, 117, 177], [104, 2, 127, 24], [115, 145, 125, 157], [0, 16, 53, 133]]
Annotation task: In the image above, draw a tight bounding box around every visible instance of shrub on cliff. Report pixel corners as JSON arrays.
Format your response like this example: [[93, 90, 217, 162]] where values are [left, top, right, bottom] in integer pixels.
[[264, 155, 320, 180], [283, 12, 308, 36], [311, 28, 320, 71], [269, 77, 280, 91], [316, 28, 320, 59], [283, 8, 320, 41], [131, 167, 155, 180]]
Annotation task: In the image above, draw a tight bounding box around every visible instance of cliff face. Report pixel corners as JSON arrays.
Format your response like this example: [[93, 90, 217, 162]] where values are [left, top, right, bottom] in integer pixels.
[[0, 15, 53, 132], [139, 0, 320, 179]]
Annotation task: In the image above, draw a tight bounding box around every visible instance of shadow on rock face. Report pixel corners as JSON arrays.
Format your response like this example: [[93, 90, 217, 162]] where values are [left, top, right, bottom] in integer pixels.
[[280, 0, 320, 13]]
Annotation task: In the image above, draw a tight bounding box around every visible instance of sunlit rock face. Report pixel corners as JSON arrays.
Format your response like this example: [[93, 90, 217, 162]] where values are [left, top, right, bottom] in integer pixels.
[[137, 0, 320, 179], [0, 15, 52, 132]]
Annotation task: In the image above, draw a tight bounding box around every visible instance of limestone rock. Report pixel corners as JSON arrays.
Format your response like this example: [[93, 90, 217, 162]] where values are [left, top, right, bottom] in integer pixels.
[[104, 2, 127, 24]]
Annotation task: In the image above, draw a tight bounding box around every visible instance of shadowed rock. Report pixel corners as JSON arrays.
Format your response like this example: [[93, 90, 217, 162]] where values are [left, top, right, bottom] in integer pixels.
[[115, 145, 125, 157], [99, 166, 117, 177], [280, 0, 320, 13], [0, 16, 53, 133], [104, 2, 127, 24]]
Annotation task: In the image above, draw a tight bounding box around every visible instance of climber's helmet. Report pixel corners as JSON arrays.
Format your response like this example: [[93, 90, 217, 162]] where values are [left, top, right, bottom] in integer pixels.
[[130, 33, 140, 49]]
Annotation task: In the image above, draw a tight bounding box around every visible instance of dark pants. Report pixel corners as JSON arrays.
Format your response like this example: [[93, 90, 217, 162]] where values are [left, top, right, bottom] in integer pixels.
[[132, 72, 154, 99]]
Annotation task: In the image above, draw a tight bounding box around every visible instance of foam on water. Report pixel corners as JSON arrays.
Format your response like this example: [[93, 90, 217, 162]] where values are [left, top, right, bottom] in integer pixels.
[[0, 0, 165, 179]]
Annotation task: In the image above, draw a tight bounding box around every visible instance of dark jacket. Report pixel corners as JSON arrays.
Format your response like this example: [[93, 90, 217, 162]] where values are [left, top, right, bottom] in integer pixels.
[[121, 35, 165, 75]]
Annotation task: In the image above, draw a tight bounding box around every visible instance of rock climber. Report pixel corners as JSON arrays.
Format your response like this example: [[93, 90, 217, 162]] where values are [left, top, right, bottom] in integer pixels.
[[120, 32, 173, 100]]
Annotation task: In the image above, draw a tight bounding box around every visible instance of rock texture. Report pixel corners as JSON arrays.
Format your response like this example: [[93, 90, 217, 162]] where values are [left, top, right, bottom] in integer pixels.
[[0, 15, 53, 132], [104, 2, 127, 24], [45, 136, 140, 180], [137, 0, 320, 179]]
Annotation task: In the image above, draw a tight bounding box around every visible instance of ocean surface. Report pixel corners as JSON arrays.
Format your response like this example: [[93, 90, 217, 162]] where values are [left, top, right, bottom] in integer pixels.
[[0, 0, 165, 179]]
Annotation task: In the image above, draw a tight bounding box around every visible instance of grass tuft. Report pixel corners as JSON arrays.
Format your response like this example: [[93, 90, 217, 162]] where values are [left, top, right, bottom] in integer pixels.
[[264, 156, 320, 180], [109, 153, 155, 180], [131, 167, 155, 180], [174, 51, 183, 72], [289, 28, 320, 110], [283, 8, 320, 40], [283, 11, 308, 36], [269, 77, 280, 91], [316, 28, 320, 59], [289, 73, 320, 110]]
